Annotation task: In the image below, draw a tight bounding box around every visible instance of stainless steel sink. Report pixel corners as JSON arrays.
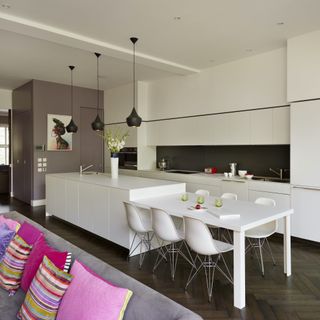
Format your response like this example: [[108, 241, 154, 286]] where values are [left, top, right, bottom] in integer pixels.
[[252, 176, 290, 183], [165, 169, 199, 174]]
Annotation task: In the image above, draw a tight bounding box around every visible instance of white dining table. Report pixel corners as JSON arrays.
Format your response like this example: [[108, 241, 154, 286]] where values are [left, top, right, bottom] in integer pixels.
[[132, 192, 293, 309]]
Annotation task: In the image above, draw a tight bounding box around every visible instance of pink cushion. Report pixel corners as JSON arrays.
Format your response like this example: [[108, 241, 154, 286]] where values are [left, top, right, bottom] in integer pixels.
[[17, 221, 43, 246], [0, 215, 21, 232], [21, 235, 71, 292], [57, 260, 133, 320]]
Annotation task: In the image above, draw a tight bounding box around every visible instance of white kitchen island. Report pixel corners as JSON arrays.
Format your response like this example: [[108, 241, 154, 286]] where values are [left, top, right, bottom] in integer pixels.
[[46, 173, 185, 251]]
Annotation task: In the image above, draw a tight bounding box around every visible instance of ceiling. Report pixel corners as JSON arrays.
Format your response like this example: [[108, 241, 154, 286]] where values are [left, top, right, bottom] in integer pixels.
[[1, 0, 320, 90]]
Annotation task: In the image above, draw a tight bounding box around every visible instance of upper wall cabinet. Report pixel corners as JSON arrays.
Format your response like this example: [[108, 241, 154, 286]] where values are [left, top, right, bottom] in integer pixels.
[[250, 109, 273, 144], [287, 30, 320, 102], [147, 107, 289, 146]]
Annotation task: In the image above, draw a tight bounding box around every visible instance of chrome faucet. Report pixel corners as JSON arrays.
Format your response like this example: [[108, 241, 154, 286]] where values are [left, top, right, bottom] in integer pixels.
[[80, 164, 94, 175], [269, 168, 284, 180]]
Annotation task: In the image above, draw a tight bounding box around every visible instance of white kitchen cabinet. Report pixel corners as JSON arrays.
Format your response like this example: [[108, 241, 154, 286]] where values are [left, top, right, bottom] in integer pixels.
[[287, 30, 320, 102], [147, 107, 288, 146], [291, 187, 320, 242], [79, 183, 109, 239], [273, 107, 290, 144], [250, 109, 273, 144], [109, 188, 130, 248], [65, 180, 79, 225], [186, 182, 221, 197], [221, 180, 248, 200], [46, 176, 66, 220], [212, 112, 251, 145], [248, 190, 291, 234], [291, 101, 320, 187], [147, 116, 213, 146]]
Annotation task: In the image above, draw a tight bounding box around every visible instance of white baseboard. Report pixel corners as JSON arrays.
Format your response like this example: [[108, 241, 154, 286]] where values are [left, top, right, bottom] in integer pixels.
[[31, 199, 46, 207]]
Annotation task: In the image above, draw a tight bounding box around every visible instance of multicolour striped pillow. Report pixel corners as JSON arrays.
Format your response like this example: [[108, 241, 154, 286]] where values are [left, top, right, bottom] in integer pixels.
[[17, 255, 73, 320], [0, 234, 32, 294]]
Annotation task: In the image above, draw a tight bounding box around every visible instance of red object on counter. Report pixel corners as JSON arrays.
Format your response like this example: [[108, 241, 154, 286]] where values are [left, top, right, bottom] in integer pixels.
[[211, 167, 217, 174]]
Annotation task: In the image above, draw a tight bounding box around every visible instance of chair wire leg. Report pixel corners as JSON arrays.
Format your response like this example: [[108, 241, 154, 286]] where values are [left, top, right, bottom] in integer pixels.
[[204, 255, 217, 302], [169, 243, 179, 280], [153, 241, 167, 273], [258, 238, 265, 276], [185, 254, 203, 290], [265, 238, 276, 266], [219, 253, 233, 284], [127, 232, 137, 260], [138, 234, 147, 269]]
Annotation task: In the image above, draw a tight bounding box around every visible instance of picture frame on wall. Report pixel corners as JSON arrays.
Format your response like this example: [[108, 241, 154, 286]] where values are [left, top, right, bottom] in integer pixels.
[[47, 114, 73, 151]]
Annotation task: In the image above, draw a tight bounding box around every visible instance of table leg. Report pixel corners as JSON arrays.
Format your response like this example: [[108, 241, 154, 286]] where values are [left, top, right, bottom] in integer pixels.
[[283, 215, 291, 276], [233, 230, 245, 309]]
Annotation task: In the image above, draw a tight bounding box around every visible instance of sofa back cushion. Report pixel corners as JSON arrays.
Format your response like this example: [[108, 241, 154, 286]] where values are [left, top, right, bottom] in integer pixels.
[[18, 256, 72, 320], [57, 260, 132, 320], [21, 235, 72, 292], [0, 234, 32, 294]]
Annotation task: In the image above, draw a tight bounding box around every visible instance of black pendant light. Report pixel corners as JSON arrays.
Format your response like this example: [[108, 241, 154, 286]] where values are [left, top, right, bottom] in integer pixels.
[[91, 52, 105, 131], [126, 37, 142, 127], [66, 65, 78, 133]]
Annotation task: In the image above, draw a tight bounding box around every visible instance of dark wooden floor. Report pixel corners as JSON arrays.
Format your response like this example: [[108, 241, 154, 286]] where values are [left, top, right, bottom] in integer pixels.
[[1, 195, 320, 320]]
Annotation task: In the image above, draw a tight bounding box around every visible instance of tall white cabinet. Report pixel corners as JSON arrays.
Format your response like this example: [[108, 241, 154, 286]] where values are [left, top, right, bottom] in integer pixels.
[[290, 101, 320, 242]]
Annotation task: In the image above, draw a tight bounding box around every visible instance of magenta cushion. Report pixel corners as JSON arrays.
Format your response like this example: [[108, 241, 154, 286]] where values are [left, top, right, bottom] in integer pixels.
[[17, 221, 43, 246], [57, 260, 133, 320], [21, 235, 72, 292], [0, 215, 21, 232]]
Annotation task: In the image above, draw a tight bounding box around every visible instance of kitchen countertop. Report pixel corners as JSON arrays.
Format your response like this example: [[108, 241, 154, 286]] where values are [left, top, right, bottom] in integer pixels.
[[118, 169, 291, 195], [46, 172, 186, 191]]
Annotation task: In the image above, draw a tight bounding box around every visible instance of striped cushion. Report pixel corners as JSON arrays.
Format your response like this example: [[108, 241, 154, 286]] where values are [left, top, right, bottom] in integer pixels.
[[0, 234, 32, 294], [18, 255, 72, 320]]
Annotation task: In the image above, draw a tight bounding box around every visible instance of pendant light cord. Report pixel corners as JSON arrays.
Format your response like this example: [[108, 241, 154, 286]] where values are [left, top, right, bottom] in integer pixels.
[[133, 41, 136, 109], [68, 65, 75, 116], [97, 55, 100, 111]]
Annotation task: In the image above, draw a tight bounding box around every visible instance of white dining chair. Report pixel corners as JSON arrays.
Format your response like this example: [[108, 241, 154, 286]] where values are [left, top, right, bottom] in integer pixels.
[[221, 193, 238, 200], [195, 189, 210, 197], [124, 202, 154, 269], [183, 216, 233, 302], [245, 197, 277, 276], [151, 208, 192, 280], [220, 193, 238, 242]]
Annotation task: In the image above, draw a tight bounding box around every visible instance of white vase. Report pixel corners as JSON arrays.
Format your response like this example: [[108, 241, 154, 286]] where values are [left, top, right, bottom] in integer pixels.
[[110, 156, 119, 179]]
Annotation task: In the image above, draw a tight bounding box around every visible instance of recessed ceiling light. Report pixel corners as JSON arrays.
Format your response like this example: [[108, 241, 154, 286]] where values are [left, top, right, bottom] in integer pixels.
[[173, 16, 181, 20], [1, 4, 11, 8]]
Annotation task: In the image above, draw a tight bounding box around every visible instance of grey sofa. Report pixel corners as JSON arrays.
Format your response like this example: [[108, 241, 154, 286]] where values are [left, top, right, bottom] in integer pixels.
[[0, 212, 202, 320]]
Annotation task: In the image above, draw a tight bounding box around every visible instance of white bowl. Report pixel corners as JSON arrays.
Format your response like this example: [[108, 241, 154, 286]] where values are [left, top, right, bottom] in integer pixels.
[[238, 170, 247, 178], [245, 174, 254, 180]]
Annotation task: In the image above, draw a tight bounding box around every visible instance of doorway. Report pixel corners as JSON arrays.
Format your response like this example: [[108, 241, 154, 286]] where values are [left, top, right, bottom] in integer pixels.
[[0, 109, 10, 195]]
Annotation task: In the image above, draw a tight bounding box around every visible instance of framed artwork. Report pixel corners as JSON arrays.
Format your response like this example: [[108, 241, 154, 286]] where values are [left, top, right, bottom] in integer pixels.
[[47, 114, 73, 151]]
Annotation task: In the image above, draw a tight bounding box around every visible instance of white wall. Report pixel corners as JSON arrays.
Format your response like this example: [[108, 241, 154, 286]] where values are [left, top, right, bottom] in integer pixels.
[[0, 89, 12, 109], [147, 48, 287, 120]]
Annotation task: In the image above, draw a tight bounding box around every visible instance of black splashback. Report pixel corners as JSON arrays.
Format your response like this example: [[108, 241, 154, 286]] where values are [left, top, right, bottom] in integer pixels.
[[157, 145, 290, 177]]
